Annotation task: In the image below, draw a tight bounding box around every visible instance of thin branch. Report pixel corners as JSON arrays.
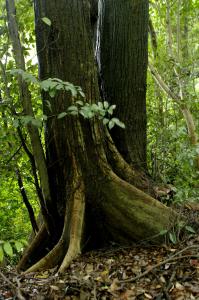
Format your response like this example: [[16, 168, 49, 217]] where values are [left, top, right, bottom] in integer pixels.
[[0, 271, 25, 300], [176, 0, 181, 61], [119, 244, 199, 283], [166, 0, 174, 58], [6, 144, 23, 164], [148, 62, 180, 103], [148, 18, 158, 58], [16, 168, 39, 233], [16, 127, 45, 206], [148, 61, 199, 149]]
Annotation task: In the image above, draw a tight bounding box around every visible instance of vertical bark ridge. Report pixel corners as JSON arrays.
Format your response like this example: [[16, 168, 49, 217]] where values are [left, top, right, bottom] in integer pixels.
[[98, 0, 148, 169]]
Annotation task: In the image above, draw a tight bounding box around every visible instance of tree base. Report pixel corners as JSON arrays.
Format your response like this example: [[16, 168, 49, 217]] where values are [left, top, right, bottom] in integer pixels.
[[19, 167, 177, 274]]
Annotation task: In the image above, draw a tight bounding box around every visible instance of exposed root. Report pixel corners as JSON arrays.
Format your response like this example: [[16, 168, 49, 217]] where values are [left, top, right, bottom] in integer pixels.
[[105, 130, 155, 196], [24, 237, 66, 273], [17, 224, 48, 271], [23, 156, 86, 274], [58, 175, 85, 273], [99, 170, 177, 242]]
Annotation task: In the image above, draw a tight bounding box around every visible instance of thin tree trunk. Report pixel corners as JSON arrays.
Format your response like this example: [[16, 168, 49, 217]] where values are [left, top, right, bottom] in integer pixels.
[[16, 169, 39, 234], [6, 0, 55, 233], [148, 62, 199, 168]]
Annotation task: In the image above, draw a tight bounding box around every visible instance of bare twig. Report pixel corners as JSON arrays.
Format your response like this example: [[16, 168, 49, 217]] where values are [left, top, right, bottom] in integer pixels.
[[119, 244, 199, 283], [165, 268, 177, 292], [15, 277, 26, 300], [0, 271, 25, 300], [0, 270, 16, 289], [153, 270, 171, 300]]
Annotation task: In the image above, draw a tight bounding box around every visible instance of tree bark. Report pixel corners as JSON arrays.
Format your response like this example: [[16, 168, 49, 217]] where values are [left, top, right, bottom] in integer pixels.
[[17, 0, 177, 273], [98, 0, 148, 169]]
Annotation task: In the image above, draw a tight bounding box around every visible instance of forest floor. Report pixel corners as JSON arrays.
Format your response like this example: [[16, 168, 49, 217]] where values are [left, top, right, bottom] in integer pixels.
[[1, 208, 199, 299]]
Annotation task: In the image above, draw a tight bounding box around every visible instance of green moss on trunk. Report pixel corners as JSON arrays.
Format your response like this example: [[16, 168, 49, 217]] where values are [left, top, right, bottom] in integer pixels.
[[100, 172, 176, 242]]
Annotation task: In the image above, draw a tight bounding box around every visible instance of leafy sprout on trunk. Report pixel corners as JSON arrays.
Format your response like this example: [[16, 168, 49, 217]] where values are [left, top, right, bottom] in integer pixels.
[[9, 69, 125, 130]]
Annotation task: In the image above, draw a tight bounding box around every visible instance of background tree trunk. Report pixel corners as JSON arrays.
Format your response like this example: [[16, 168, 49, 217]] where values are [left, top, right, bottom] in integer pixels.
[[98, 0, 148, 170]]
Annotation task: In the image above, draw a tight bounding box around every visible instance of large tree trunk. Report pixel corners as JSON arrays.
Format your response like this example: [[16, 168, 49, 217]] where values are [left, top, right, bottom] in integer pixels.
[[17, 0, 177, 273]]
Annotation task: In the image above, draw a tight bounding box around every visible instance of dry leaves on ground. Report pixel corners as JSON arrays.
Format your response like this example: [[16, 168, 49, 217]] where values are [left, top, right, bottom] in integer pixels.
[[0, 237, 199, 299]]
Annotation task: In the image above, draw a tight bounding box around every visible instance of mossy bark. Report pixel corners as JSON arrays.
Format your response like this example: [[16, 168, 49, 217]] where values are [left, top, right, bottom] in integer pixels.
[[99, 171, 175, 243]]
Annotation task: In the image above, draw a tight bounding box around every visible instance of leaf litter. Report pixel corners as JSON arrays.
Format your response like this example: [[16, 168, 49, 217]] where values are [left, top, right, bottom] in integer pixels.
[[0, 237, 199, 299], [2, 203, 198, 299]]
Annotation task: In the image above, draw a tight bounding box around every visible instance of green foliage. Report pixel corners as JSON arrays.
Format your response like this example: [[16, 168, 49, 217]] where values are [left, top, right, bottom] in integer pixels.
[[0, 176, 38, 241], [9, 69, 125, 130], [0, 0, 45, 249], [159, 223, 196, 245], [41, 17, 51, 26], [147, 0, 199, 203], [0, 239, 27, 264]]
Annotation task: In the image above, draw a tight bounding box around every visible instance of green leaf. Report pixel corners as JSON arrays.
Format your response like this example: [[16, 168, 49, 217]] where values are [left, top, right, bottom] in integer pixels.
[[48, 81, 59, 89], [108, 104, 116, 115], [21, 115, 34, 125], [49, 89, 56, 98], [55, 84, 64, 90], [51, 78, 63, 83], [65, 84, 77, 97], [98, 102, 103, 109], [42, 115, 48, 121], [14, 241, 23, 252], [0, 26, 6, 36], [76, 100, 84, 106], [98, 109, 106, 117], [103, 101, 109, 109], [20, 239, 28, 246], [185, 225, 196, 233], [69, 110, 78, 116], [111, 118, 125, 129], [195, 146, 199, 155], [31, 118, 42, 128], [57, 112, 67, 119], [3, 242, 13, 257], [159, 229, 168, 235], [177, 221, 185, 228], [40, 80, 51, 91], [22, 72, 38, 84], [13, 119, 19, 128], [87, 111, 94, 119], [41, 17, 51, 26], [169, 232, 177, 244], [9, 69, 38, 84], [108, 120, 115, 130], [103, 118, 109, 125], [79, 110, 87, 118], [79, 106, 92, 119], [67, 105, 78, 112], [0, 246, 4, 263], [79, 90, 85, 98], [91, 103, 100, 112]]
